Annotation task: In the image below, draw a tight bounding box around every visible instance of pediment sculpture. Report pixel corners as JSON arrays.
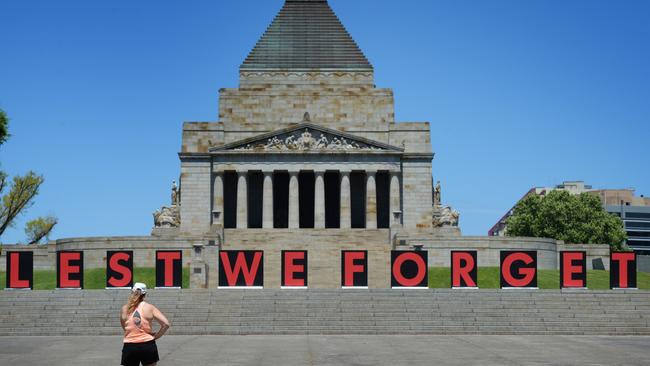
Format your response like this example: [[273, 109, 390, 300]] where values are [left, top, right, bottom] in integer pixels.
[[234, 128, 381, 152]]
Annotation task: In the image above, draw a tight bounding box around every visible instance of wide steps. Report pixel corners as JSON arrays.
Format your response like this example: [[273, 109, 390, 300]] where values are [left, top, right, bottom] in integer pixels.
[[1, 289, 649, 335]]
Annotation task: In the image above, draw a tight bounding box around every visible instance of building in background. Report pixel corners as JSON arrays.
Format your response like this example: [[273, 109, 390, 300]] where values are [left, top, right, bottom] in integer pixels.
[[489, 181, 650, 253], [488, 181, 594, 237], [584, 187, 650, 253]]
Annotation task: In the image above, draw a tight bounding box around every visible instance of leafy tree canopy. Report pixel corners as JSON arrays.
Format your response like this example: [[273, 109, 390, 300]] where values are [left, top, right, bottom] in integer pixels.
[[0, 171, 45, 237], [0, 109, 58, 244], [0, 109, 8, 146], [25, 216, 58, 244], [506, 190, 627, 249]]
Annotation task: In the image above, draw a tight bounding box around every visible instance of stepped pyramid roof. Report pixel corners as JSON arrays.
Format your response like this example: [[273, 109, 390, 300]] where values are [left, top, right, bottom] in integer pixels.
[[241, 0, 372, 71]]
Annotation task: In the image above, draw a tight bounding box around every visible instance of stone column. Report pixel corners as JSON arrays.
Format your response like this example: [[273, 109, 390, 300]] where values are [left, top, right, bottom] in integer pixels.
[[340, 171, 351, 229], [212, 171, 224, 227], [314, 171, 325, 229], [366, 171, 377, 229], [236, 171, 248, 229], [390, 171, 402, 227], [262, 171, 274, 229], [288, 171, 300, 229]]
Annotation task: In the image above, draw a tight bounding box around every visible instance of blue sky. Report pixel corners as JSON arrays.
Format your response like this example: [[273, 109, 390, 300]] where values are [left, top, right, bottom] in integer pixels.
[[0, 0, 649, 243]]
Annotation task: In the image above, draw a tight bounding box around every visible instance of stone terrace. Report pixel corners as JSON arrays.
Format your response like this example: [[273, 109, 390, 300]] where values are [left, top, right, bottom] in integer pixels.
[[1, 289, 649, 336]]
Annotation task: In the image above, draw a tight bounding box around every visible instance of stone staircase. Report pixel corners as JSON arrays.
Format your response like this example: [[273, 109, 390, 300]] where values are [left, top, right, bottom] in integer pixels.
[[1, 289, 649, 336]]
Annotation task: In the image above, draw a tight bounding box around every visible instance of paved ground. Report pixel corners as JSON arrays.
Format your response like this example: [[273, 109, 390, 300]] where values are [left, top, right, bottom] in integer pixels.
[[0, 335, 648, 365]]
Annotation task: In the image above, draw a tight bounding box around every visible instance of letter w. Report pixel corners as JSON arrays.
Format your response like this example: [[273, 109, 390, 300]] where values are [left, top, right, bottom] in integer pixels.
[[220, 252, 262, 286]]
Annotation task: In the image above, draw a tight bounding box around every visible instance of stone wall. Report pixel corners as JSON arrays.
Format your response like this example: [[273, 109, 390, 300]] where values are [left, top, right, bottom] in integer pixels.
[[410, 236, 611, 270], [0, 236, 203, 272], [0, 243, 52, 271], [181, 122, 224, 154], [401, 158, 434, 231], [0, 234, 617, 288], [222, 228, 391, 289], [557, 243, 612, 270], [220, 72, 395, 142], [388, 122, 432, 154], [179, 158, 213, 236]]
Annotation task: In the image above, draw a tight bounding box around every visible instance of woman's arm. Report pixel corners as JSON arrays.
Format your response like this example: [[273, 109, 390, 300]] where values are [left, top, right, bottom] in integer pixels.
[[119, 306, 127, 331], [151, 305, 171, 340]]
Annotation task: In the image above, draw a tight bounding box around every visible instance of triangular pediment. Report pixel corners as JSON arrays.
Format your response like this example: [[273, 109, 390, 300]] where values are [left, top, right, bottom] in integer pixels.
[[210, 123, 403, 153]]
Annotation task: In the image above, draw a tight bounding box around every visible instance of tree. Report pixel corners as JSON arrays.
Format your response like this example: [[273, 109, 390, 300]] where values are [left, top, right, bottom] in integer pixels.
[[25, 216, 58, 244], [506, 190, 627, 249], [0, 109, 57, 243], [0, 109, 8, 146], [0, 172, 45, 237]]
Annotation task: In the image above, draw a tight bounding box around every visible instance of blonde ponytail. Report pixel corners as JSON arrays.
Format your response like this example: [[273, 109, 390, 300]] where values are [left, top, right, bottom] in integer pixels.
[[126, 290, 145, 315]]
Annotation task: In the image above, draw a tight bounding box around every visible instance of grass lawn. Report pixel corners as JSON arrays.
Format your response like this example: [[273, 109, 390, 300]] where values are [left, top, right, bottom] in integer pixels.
[[428, 267, 650, 289], [0, 268, 190, 290]]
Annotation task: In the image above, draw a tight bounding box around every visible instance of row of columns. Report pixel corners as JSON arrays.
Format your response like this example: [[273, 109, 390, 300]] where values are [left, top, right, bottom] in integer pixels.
[[213, 170, 401, 229]]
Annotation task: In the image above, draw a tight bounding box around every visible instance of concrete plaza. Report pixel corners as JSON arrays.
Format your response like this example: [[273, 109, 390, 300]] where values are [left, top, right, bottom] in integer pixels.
[[0, 335, 648, 365]]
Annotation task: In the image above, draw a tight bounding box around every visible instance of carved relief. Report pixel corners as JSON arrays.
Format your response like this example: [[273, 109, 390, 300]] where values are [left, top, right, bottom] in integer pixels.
[[154, 181, 181, 228], [432, 205, 460, 228], [233, 128, 381, 152], [240, 71, 373, 79], [153, 206, 180, 228]]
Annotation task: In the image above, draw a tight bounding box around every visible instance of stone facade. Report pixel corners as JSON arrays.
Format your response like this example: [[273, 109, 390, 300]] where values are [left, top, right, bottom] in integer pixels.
[[171, 0, 440, 288]]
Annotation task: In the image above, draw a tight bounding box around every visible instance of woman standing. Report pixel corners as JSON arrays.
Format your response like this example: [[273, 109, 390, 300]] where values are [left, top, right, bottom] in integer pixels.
[[120, 283, 171, 366]]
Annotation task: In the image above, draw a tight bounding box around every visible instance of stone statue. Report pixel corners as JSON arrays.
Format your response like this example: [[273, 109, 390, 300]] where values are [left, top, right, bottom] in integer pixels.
[[153, 179, 181, 229], [284, 135, 297, 149], [153, 205, 180, 228], [303, 112, 311, 122], [432, 205, 459, 228], [171, 180, 179, 206], [296, 129, 316, 148], [315, 134, 329, 149], [434, 180, 441, 207]]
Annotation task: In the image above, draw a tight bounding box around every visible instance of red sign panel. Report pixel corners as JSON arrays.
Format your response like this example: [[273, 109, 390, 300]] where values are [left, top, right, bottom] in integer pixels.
[[218, 251, 264, 287], [106, 251, 133, 288], [391, 251, 428, 288], [6, 251, 33, 289], [156, 251, 182, 288], [57, 251, 83, 289], [451, 251, 478, 288], [610, 252, 637, 289], [500, 251, 537, 288], [341, 251, 368, 288], [281, 250, 308, 288], [560, 251, 586, 289]]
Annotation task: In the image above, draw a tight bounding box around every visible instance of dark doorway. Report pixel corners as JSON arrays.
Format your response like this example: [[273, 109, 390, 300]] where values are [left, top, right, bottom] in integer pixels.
[[273, 172, 289, 228], [350, 172, 366, 228], [325, 171, 341, 228], [299, 171, 315, 228], [247, 172, 263, 228], [376, 172, 390, 229], [223, 171, 238, 229]]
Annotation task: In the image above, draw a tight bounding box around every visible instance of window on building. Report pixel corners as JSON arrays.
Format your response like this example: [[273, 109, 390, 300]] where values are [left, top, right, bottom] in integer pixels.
[[626, 212, 650, 220], [626, 221, 650, 229]]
